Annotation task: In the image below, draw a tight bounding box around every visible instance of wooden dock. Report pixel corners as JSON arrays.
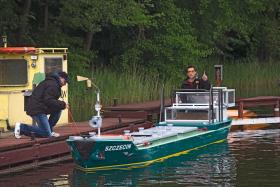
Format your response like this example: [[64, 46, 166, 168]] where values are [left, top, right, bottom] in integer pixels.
[[0, 117, 153, 174], [0, 99, 169, 174], [237, 96, 280, 118]]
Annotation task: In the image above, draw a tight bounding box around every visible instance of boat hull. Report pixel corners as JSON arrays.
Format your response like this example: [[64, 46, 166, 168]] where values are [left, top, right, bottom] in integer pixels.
[[67, 120, 231, 172]]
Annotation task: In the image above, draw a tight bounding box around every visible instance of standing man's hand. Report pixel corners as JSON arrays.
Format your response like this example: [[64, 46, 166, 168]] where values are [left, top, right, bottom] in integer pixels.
[[63, 101, 69, 109], [202, 71, 208, 81]]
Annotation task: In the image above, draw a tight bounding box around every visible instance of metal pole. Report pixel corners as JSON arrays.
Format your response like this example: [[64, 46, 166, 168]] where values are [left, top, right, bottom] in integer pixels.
[[217, 89, 223, 122], [209, 87, 212, 124], [211, 87, 214, 123], [220, 89, 223, 121], [159, 84, 165, 122], [96, 90, 101, 136]]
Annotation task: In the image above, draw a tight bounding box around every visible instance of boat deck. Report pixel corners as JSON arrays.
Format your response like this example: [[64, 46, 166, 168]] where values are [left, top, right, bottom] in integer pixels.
[[131, 126, 198, 146]]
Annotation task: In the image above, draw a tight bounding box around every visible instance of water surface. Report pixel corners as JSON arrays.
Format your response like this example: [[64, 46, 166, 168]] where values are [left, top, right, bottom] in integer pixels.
[[1, 129, 280, 187]]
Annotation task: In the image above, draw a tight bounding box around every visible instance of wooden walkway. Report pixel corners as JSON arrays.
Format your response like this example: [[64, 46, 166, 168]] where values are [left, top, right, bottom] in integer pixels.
[[237, 96, 280, 118], [103, 99, 171, 112], [0, 99, 168, 174], [0, 118, 152, 174]]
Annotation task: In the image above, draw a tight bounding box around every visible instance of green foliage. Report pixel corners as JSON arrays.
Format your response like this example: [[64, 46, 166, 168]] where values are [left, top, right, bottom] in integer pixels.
[[2, 0, 278, 63], [0, 1, 19, 32], [59, 0, 153, 37], [1, 0, 279, 121], [0, 0, 21, 44], [118, 0, 212, 80], [179, 0, 280, 60]]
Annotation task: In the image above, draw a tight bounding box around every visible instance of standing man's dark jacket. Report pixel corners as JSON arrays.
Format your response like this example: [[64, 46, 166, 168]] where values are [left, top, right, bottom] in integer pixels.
[[26, 73, 66, 116], [181, 77, 211, 90], [180, 77, 211, 103]]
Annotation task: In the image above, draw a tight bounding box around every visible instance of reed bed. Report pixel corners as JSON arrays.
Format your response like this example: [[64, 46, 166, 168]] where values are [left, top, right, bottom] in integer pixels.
[[69, 61, 280, 121], [204, 61, 280, 98], [68, 68, 175, 121]]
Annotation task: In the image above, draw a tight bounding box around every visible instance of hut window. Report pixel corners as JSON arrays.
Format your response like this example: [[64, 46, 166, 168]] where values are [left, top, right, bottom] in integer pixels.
[[0, 59, 28, 86], [45, 58, 62, 74]]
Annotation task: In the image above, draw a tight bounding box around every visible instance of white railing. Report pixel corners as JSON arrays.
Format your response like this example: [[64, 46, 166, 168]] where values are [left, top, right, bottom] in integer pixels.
[[166, 87, 235, 123], [173, 88, 235, 107]]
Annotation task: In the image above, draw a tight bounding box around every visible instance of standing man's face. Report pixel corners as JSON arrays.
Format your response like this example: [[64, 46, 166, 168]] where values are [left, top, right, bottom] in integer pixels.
[[187, 67, 197, 80], [59, 77, 67, 86]]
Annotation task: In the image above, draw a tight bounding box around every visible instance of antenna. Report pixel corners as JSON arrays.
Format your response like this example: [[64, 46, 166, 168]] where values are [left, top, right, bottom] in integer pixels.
[[77, 75, 102, 136]]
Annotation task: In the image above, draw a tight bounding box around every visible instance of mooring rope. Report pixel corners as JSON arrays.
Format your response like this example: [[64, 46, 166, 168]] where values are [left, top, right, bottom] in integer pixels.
[[68, 105, 82, 136]]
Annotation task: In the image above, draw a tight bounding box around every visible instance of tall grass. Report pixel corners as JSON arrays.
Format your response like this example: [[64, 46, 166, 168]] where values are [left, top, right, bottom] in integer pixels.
[[203, 61, 280, 98], [68, 68, 176, 121], [69, 61, 280, 121]]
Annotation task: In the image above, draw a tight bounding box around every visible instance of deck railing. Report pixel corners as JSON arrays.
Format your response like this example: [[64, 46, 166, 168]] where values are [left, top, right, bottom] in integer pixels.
[[166, 88, 235, 123]]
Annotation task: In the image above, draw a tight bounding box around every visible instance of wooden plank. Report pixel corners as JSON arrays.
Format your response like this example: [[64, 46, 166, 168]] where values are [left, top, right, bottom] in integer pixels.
[[237, 96, 280, 101], [0, 118, 146, 152], [232, 117, 280, 125], [0, 141, 69, 168], [103, 99, 171, 112], [237, 96, 280, 118], [103, 111, 148, 118]]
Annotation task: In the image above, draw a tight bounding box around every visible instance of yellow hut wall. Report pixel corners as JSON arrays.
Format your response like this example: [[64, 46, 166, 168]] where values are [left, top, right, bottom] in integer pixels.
[[0, 48, 68, 131]]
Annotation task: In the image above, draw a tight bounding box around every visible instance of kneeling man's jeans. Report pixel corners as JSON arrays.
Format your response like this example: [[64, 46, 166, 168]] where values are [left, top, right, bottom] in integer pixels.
[[20, 111, 61, 138]]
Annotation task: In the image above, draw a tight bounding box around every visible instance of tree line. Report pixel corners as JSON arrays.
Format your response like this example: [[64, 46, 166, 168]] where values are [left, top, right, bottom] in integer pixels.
[[0, 0, 279, 77]]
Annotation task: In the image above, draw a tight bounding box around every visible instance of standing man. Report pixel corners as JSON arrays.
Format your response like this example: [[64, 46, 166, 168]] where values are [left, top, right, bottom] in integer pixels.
[[181, 65, 210, 90], [14, 71, 69, 138]]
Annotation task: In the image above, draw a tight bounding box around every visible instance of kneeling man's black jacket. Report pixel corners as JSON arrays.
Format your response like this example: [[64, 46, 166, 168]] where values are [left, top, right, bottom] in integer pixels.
[[26, 73, 66, 116]]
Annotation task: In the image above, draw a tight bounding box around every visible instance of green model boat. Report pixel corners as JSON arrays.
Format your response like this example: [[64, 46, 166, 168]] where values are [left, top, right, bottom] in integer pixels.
[[67, 87, 235, 172]]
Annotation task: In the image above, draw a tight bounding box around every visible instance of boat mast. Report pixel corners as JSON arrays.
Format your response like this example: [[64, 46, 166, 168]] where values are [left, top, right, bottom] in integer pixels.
[[77, 75, 102, 136]]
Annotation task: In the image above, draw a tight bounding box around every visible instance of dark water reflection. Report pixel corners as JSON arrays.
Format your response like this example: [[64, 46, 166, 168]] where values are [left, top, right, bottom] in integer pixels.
[[1, 129, 280, 187], [72, 141, 235, 187]]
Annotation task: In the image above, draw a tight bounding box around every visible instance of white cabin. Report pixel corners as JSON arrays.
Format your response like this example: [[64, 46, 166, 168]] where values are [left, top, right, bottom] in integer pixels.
[[165, 87, 235, 123]]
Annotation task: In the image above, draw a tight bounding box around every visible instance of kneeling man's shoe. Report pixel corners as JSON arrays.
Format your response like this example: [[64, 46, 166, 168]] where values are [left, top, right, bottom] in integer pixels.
[[51, 132, 60, 137], [14, 122, 21, 139]]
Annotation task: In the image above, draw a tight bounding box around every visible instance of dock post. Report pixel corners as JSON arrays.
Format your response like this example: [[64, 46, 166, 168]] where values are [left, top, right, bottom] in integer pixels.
[[118, 115, 122, 125], [274, 101, 279, 117], [129, 123, 135, 132], [238, 101, 244, 118], [30, 132, 36, 141], [113, 98, 118, 106], [32, 142, 40, 168], [147, 114, 153, 122], [214, 65, 223, 87]]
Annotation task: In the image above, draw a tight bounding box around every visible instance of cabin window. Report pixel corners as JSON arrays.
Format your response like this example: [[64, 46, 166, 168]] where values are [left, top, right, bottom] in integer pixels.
[[0, 59, 28, 85], [44, 58, 62, 73], [166, 108, 211, 121]]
